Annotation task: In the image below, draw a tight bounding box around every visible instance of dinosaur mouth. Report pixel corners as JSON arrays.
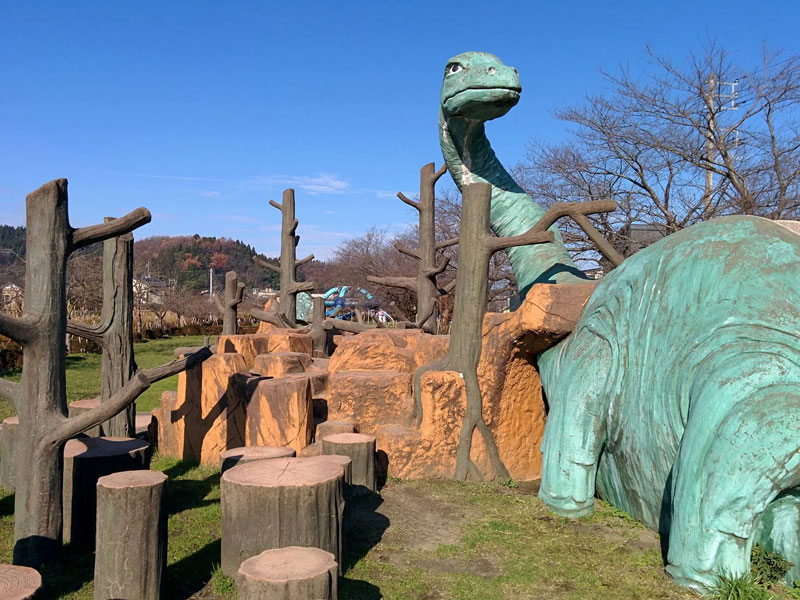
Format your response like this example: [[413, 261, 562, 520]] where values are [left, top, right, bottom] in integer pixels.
[[443, 85, 521, 104]]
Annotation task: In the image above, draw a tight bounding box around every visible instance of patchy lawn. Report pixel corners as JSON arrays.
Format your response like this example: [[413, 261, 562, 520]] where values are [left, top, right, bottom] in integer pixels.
[[0, 460, 702, 599], [1, 334, 788, 598]]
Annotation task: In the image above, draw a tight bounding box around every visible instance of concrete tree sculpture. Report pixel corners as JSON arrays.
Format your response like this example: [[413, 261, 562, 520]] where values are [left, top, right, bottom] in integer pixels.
[[412, 182, 617, 481], [252, 188, 316, 327], [367, 162, 457, 332], [65, 219, 137, 437], [214, 271, 246, 335], [0, 179, 211, 567]]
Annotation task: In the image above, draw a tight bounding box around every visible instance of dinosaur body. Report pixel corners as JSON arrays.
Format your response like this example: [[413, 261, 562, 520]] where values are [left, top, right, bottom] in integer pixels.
[[439, 52, 800, 592], [538, 216, 800, 590]]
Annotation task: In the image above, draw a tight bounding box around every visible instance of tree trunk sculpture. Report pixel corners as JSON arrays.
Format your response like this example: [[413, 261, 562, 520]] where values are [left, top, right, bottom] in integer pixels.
[[253, 189, 316, 327], [214, 271, 245, 335], [0, 179, 211, 567], [367, 162, 457, 332], [66, 219, 137, 437], [412, 182, 617, 481]]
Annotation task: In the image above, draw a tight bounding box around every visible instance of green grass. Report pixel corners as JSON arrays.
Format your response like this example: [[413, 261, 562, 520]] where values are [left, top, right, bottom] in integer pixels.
[[0, 335, 207, 418], [1, 333, 785, 598]]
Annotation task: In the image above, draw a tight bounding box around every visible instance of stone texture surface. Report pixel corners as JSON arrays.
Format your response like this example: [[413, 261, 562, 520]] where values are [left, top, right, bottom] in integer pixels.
[[327, 370, 412, 431], [252, 352, 312, 378], [151, 353, 248, 465], [264, 331, 313, 355], [244, 377, 313, 453], [255, 297, 280, 334], [323, 285, 592, 481], [217, 335, 273, 369], [316, 420, 356, 441]]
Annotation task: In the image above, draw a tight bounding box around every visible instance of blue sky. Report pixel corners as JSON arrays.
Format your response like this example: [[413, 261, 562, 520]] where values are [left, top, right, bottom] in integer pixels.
[[1, 1, 798, 258]]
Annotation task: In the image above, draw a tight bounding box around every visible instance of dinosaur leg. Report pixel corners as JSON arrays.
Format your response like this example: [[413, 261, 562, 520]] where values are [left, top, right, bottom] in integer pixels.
[[538, 334, 612, 517], [666, 376, 800, 593]]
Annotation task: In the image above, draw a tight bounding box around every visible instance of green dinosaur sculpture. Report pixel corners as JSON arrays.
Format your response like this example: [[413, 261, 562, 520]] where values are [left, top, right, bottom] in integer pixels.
[[440, 51, 800, 592], [439, 51, 588, 294]]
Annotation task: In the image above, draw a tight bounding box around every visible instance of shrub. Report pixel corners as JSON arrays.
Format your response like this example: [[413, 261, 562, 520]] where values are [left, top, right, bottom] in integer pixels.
[[709, 571, 772, 600], [751, 543, 792, 587]]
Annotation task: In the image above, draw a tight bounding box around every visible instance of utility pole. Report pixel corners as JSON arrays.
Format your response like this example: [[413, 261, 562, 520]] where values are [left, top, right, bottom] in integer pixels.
[[208, 268, 213, 303], [704, 73, 715, 215]]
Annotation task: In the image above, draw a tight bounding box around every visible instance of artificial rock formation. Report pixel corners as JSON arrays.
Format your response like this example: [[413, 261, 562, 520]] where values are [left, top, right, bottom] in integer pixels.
[[236, 546, 338, 600], [153, 332, 324, 465], [252, 188, 316, 327], [214, 271, 246, 335], [0, 179, 210, 566], [94, 470, 167, 600], [62, 436, 151, 550], [411, 182, 615, 481], [367, 162, 456, 332], [221, 458, 344, 576], [322, 283, 592, 481]]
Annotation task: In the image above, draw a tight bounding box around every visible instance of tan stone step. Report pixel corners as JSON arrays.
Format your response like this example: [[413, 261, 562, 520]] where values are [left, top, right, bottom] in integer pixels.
[[327, 370, 412, 432]]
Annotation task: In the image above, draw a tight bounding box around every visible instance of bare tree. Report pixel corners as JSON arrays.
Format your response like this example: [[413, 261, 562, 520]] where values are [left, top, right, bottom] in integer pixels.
[[253, 189, 316, 327], [0, 179, 211, 566], [367, 162, 456, 332], [516, 42, 800, 268]]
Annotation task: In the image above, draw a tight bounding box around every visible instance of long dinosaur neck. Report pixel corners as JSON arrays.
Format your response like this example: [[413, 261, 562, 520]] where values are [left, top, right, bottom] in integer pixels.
[[439, 108, 585, 294]]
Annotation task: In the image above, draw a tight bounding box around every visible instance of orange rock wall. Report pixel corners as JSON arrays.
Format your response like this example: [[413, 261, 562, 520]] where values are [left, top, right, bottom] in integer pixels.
[[323, 284, 594, 481]]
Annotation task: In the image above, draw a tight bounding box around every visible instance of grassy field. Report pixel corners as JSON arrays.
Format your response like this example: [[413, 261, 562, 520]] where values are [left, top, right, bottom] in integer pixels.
[[0, 335, 795, 598]]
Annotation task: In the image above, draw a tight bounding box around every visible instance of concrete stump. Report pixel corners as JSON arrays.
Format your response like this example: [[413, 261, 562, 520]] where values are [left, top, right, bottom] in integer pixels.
[[63, 437, 151, 549], [312, 455, 353, 486], [315, 420, 356, 442], [322, 433, 376, 494], [0, 564, 41, 599], [68, 398, 102, 436], [1, 417, 19, 490], [220, 445, 296, 473], [221, 457, 344, 576], [135, 412, 157, 445], [95, 470, 167, 600], [236, 546, 338, 600]]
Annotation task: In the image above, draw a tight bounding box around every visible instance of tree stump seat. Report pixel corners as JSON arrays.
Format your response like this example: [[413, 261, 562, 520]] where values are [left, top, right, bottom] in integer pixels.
[[312, 454, 353, 486], [95, 470, 167, 600], [67, 398, 102, 436], [63, 436, 151, 549], [1, 417, 19, 490], [321, 433, 377, 494], [219, 445, 296, 473], [0, 564, 41, 600], [237, 546, 338, 600], [315, 420, 356, 441], [221, 457, 344, 576]]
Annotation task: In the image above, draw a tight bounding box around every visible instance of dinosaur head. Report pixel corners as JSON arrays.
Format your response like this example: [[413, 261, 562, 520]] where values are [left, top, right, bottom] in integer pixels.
[[440, 51, 521, 121]]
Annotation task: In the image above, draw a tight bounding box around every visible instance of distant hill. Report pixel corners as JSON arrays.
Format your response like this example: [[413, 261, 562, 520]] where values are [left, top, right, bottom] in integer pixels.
[[0, 227, 284, 292], [134, 235, 281, 291], [0, 225, 25, 266]]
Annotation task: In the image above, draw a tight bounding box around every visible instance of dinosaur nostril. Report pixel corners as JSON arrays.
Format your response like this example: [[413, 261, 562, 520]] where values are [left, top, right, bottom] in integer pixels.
[[513, 68, 518, 75], [488, 67, 496, 75]]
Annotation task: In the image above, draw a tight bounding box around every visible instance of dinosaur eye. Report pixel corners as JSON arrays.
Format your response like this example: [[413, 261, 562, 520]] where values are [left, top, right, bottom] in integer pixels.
[[448, 64, 463, 75]]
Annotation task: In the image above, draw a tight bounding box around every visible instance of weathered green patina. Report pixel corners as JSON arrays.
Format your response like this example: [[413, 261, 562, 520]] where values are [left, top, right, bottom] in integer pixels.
[[440, 52, 800, 593], [439, 51, 587, 293]]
